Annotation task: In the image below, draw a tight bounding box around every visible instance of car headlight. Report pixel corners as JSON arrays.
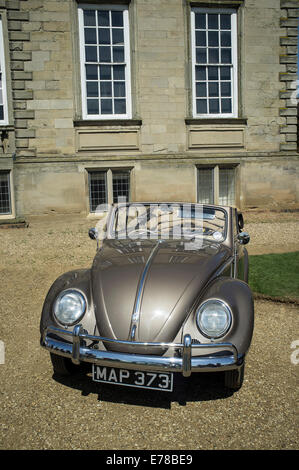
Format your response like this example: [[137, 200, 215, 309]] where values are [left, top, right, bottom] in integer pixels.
[[53, 289, 86, 326], [196, 299, 232, 338]]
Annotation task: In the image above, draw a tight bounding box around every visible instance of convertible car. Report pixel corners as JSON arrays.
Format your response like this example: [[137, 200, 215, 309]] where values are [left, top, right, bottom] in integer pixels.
[[40, 202, 254, 392]]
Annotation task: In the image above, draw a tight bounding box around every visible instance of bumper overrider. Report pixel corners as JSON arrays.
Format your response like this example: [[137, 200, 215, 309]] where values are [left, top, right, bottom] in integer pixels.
[[41, 324, 244, 377]]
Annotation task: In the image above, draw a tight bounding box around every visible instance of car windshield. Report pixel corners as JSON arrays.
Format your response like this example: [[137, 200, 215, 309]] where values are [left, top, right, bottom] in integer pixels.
[[110, 203, 227, 242]]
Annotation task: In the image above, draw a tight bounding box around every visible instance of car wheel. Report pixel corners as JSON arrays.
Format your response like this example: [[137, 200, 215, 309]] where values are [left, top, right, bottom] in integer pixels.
[[224, 362, 245, 390], [50, 353, 81, 376]]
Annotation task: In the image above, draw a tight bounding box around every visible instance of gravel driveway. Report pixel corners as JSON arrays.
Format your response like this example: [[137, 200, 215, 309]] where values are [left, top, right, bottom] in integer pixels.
[[0, 214, 298, 450]]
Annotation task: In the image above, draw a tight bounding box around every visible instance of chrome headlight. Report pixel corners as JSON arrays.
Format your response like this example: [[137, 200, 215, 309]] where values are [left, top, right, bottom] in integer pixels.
[[53, 289, 86, 326], [196, 299, 232, 338]]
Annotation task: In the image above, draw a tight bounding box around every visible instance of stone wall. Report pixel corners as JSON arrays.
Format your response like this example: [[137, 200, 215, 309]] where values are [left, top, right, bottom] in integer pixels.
[[0, 0, 297, 216]]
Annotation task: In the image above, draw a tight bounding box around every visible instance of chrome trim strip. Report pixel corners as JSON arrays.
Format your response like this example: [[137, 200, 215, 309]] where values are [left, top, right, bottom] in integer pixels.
[[182, 334, 192, 377], [128, 240, 163, 341], [41, 325, 241, 375]]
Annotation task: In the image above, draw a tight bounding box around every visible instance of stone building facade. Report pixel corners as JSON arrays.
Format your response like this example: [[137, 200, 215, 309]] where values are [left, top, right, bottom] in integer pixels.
[[0, 0, 298, 219]]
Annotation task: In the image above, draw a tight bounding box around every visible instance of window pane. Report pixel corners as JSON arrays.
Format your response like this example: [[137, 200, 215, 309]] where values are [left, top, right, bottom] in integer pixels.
[[114, 99, 126, 114], [208, 31, 218, 47], [89, 172, 107, 211], [100, 65, 111, 80], [208, 48, 219, 63], [221, 31, 231, 47], [195, 66, 206, 80], [87, 99, 99, 115], [113, 171, 130, 203], [219, 168, 235, 206], [112, 28, 124, 45], [221, 82, 231, 97], [221, 48, 232, 64], [198, 168, 213, 204], [220, 14, 231, 30], [196, 82, 206, 97], [84, 28, 97, 44], [221, 98, 232, 113], [111, 11, 123, 27], [85, 46, 97, 62], [220, 66, 231, 80], [98, 28, 111, 44], [196, 48, 207, 63], [208, 82, 219, 97], [86, 64, 98, 80], [196, 31, 206, 47], [86, 82, 99, 97], [195, 13, 206, 29], [101, 99, 113, 114], [113, 65, 125, 80], [114, 81, 126, 97], [100, 82, 112, 97], [209, 99, 219, 113], [113, 46, 124, 63], [196, 99, 207, 114], [208, 66, 218, 80], [208, 14, 218, 29], [99, 46, 111, 62], [84, 10, 96, 26], [98, 11, 110, 27]]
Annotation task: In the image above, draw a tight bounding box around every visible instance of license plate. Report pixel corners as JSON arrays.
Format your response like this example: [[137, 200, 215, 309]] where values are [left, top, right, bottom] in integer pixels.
[[92, 365, 173, 392]]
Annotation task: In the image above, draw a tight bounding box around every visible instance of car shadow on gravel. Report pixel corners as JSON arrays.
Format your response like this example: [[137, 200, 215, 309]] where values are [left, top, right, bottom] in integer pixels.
[[52, 369, 234, 409]]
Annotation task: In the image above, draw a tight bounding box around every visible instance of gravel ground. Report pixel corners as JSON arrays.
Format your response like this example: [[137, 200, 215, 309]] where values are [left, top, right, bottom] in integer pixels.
[[0, 213, 298, 450]]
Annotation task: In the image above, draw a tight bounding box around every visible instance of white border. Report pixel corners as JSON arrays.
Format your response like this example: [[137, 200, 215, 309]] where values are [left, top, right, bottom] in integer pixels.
[[190, 8, 238, 118], [78, 3, 132, 120]]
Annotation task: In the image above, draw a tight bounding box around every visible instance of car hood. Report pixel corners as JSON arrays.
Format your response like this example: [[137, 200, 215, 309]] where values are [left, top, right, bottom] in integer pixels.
[[91, 239, 231, 353]]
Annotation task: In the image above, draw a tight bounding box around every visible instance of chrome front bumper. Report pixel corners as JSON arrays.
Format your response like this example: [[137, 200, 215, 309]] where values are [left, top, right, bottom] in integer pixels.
[[41, 324, 243, 377]]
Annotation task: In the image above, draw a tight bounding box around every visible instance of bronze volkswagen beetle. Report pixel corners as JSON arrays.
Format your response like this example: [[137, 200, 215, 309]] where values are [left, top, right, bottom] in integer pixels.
[[40, 203, 254, 392]]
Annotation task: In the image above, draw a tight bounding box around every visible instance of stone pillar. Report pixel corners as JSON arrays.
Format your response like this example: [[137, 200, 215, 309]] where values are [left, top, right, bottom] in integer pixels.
[[279, 0, 298, 152]]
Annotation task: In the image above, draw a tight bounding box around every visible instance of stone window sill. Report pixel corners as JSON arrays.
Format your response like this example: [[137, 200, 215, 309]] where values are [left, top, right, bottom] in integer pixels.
[[185, 118, 247, 126], [74, 119, 142, 128]]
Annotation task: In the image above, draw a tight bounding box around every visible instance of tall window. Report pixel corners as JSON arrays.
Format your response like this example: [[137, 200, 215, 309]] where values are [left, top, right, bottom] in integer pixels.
[[0, 15, 8, 124], [88, 169, 130, 212], [198, 166, 236, 206], [0, 171, 11, 215], [78, 4, 131, 119], [191, 8, 238, 118]]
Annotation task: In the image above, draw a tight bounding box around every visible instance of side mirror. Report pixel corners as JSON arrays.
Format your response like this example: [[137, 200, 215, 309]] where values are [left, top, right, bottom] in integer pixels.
[[238, 232, 250, 245], [88, 228, 98, 240], [237, 212, 244, 231]]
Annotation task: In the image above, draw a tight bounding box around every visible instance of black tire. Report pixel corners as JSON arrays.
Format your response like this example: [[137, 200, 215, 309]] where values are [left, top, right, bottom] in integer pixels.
[[224, 362, 245, 390], [50, 353, 81, 376]]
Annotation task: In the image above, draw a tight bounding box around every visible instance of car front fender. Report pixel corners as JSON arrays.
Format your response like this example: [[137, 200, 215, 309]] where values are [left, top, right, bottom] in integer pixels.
[[40, 269, 96, 337], [183, 277, 254, 357]]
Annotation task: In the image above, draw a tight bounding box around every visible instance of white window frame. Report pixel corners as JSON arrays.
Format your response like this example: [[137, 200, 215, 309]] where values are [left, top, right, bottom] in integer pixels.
[[0, 15, 9, 125], [197, 165, 236, 206], [88, 168, 131, 212], [78, 3, 132, 120], [0, 169, 15, 219], [190, 7, 238, 118]]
